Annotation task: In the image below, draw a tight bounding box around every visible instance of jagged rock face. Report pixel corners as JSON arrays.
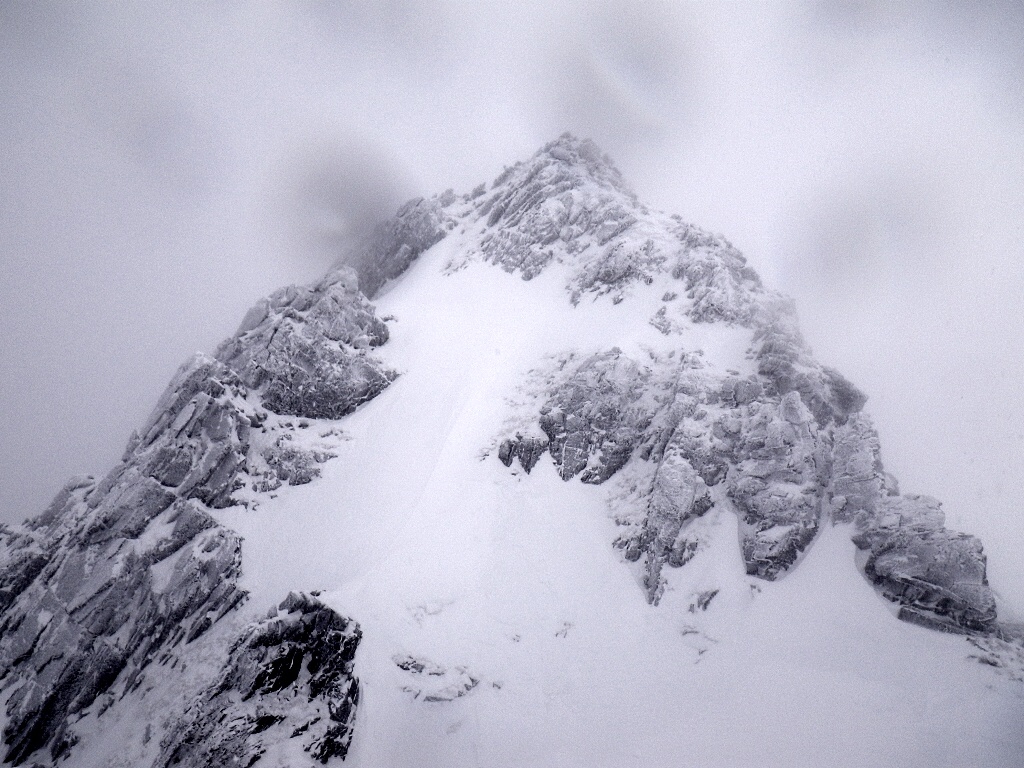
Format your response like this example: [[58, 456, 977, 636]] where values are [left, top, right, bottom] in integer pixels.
[[751, 320, 868, 427], [537, 350, 657, 484], [828, 417, 996, 633], [343, 196, 452, 299], [126, 354, 253, 509], [0, 262, 395, 765], [157, 592, 361, 767], [507, 347, 843, 590], [482, 137, 996, 633], [853, 495, 996, 633], [501, 334, 995, 630], [215, 268, 396, 420], [0, 352, 254, 764], [456, 134, 776, 326], [0, 473, 244, 765]]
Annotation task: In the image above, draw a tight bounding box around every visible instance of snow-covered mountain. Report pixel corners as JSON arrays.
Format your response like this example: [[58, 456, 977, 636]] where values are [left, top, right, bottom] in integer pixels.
[[1, 135, 1022, 767]]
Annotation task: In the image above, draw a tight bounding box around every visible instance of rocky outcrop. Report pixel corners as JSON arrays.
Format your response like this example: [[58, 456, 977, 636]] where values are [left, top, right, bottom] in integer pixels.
[[499, 337, 996, 633], [0, 262, 395, 764], [0, 352, 255, 764], [475, 135, 640, 283], [827, 416, 996, 633], [669, 219, 767, 326], [215, 267, 396, 420], [472, 136, 1000, 635], [343, 196, 452, 299], [158, 592, 361, 767], [459, 134, 784, 324], [125, 354, 253, 509], [853, 495, 996, 633], [535, 350, 658, 484], [497, 433, 549, 474], [0, 472, 244, 766], [751, 317, 868, 427], [248, 434, 336, 493]]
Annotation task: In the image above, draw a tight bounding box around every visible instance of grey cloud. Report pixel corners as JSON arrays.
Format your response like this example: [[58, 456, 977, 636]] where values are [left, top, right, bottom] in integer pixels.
[[279, 133, 414, 268], [535, 1, 695, 161]]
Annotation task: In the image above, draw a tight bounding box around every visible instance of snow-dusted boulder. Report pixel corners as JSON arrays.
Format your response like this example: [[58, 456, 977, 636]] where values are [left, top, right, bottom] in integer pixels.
[[216, 268, 396, 420], [158, 592, 361, 767]]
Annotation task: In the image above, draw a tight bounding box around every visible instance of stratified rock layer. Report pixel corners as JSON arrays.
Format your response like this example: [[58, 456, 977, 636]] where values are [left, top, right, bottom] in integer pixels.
[[157, 592, 361, 767]]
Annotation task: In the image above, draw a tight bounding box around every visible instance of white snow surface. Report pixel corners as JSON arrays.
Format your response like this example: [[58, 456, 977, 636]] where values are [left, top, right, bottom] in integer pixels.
[[212, 230, 1024, 767]]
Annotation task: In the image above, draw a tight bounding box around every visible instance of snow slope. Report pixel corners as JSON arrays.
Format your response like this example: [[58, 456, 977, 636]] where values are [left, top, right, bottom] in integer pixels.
[[213, 226, 1024, 767]]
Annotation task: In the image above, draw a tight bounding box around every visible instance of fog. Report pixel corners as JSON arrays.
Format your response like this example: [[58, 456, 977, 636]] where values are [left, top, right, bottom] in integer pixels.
[[2, 1, 1022, 611]]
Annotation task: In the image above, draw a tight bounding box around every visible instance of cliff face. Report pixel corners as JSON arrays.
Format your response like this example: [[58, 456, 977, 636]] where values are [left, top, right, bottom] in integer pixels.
[[0, 135, 1017, 767], [480, 136, 995, 629], [0, 265, 394, 764]]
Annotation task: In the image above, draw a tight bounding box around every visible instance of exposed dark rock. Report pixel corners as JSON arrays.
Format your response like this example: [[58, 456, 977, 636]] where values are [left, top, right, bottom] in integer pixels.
[[853, 495, 996, 633], [0, 262, 396, 763], [216, 268, 396, 421], [342, 197, 450, 299], [0, 476, 244, 765], [157, 592, 361, 767], [537, 350, 656, 484], [125, 354, 253, 509], [497, 434, 549, 473]]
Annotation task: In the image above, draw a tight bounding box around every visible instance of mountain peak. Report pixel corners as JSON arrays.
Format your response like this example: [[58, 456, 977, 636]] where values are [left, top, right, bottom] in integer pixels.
[[1, 134, 1021, 767], [487, 132, 636, 204]]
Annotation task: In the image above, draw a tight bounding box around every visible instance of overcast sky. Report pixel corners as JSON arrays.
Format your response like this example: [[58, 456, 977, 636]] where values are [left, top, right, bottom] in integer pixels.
[[2, 0, 1022, 612]]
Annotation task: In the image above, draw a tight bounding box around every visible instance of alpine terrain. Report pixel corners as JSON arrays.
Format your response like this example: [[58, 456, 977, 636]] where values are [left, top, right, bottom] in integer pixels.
[[1, 135, 1022, 767]]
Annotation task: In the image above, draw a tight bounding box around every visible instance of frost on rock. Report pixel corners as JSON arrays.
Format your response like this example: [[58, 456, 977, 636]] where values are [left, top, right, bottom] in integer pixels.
[[499, 288, 996, 632], [853, 495, 996, 633], [341, 196, 451, 299], [127, 354, 253, 509], [536, 350, 659, 484], [394, 655, 480, 703], [458, 133, 786, 324], [828, 415, 997, 633], [215, 267, 396, 420], [0, 262, 395, 764], [474, 134, 640, 282], [669, 220, 767, 326], [158, 592, 361, 767], [507, 347, 845, 593]]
